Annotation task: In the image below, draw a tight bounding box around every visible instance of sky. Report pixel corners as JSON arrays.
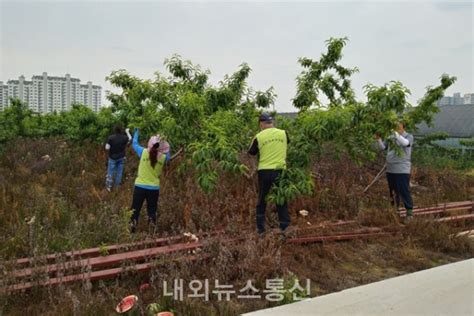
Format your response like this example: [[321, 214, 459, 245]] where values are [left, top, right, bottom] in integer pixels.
[[0, 0, 472, 112]]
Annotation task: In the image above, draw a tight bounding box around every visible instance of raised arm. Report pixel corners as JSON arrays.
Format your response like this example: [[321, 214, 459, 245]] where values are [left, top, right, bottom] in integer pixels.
[[125, 128, 132, 143], [132, 129, 144, 158]]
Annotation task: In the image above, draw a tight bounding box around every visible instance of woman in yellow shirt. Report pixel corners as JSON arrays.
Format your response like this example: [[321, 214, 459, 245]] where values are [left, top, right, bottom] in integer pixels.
[[130, 128, 170, 233]]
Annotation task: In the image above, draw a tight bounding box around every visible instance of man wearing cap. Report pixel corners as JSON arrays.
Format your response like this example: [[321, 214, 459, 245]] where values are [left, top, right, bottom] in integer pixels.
[[248, 112, 291, 237]]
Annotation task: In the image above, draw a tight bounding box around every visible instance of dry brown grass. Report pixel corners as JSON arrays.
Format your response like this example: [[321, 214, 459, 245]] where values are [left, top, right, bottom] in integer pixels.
[[0, 138, 472, 315]]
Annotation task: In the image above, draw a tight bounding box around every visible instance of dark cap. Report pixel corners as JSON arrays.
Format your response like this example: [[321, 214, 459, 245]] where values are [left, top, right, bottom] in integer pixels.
[[259, 112, 274, 122]]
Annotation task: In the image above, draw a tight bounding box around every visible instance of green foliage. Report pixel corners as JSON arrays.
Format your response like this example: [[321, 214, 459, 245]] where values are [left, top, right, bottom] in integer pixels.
[[99, 243, 109, 256], [293, 37, 358, 110], [0, 99, 119, 143], [266, 39, 454, 202], [416, 132, 449, 147], [413, 133, 474, 170], [0, 38, 456, 202], [404, 74, 457, 129], [413, 147, 474, 170], [0, 98, 33, 142], [147, 296, 176, 315], [104, 56, 273, 192], [278, 276, 310, 305], [267, 168, 314, 205], [459, 138, 474, 147]]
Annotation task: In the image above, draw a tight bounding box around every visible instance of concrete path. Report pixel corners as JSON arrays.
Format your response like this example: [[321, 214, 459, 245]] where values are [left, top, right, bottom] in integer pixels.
[[243, 259, 474, 316]]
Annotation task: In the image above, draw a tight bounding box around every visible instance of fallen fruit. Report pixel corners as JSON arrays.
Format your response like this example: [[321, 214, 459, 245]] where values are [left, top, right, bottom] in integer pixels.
[[139, 283, 150, 292], [116, 295, 138, 313]]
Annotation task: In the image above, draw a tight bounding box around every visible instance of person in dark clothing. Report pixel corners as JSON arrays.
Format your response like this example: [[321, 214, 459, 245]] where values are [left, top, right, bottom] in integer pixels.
[[248, 112, 290, 238], [105, 125, 131, 191]]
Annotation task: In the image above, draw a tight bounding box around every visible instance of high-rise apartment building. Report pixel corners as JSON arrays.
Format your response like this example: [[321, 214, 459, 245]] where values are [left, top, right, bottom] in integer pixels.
[[0, 82, 8, 111], [437, 92, 473, 106], [463, 93, 474, 105], [0, 73, 102, 113], [453, 92, 463, 105]]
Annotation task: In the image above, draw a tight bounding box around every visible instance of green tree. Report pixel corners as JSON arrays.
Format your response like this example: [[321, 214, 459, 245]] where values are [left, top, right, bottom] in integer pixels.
[[0, 38, 456, 202]]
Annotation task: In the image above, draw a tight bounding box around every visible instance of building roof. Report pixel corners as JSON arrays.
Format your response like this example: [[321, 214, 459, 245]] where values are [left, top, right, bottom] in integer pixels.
[[277, 112, 298, 119], [32, 75, 80, 81], [415, 104, 474, 138]]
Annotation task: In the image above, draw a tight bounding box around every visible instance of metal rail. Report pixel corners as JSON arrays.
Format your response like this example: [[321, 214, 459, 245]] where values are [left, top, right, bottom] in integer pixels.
[[3, 200, 472, 293]]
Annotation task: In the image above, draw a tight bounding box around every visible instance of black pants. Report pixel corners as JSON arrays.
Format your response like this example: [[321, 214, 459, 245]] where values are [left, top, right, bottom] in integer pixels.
[[256, 169, 290, 234], [386, 173, 413, 212], [130, 186, 160, 232]]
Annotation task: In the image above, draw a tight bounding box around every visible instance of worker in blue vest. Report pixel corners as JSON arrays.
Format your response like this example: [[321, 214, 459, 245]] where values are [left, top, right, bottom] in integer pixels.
[[248, 112, 290, 238]]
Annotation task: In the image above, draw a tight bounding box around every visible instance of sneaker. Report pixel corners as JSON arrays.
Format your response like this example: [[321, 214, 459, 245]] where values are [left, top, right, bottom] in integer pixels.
[[106, 187, 111, 192], [404, 215, 414, 224]]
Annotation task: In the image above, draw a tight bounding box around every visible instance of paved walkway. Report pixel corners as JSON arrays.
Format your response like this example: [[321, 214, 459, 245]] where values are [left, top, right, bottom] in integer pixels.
[[243, 259, 474, 316]]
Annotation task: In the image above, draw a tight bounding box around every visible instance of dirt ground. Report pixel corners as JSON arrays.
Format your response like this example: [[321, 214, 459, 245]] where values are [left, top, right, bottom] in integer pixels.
[[0, 139, 473, 315]]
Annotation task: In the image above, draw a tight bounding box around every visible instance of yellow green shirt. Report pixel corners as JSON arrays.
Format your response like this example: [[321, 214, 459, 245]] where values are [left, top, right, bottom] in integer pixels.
[[135, 150, 166, 189], [255, 127, 288, 170]]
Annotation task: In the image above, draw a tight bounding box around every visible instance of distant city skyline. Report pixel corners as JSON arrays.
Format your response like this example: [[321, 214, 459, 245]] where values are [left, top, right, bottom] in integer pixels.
[[1, 1, 472, 111], [0, 73, 102, 113], [437, 92, 474, 106]]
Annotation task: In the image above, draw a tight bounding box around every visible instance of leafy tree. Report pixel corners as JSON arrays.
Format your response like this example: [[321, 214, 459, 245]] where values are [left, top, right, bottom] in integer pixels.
[[0, 38, 456, 203], [293, 37, 358, 110], [265, 39, 455, 203], [0, 98, 33, 141], [106, 56, 275, 192]]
